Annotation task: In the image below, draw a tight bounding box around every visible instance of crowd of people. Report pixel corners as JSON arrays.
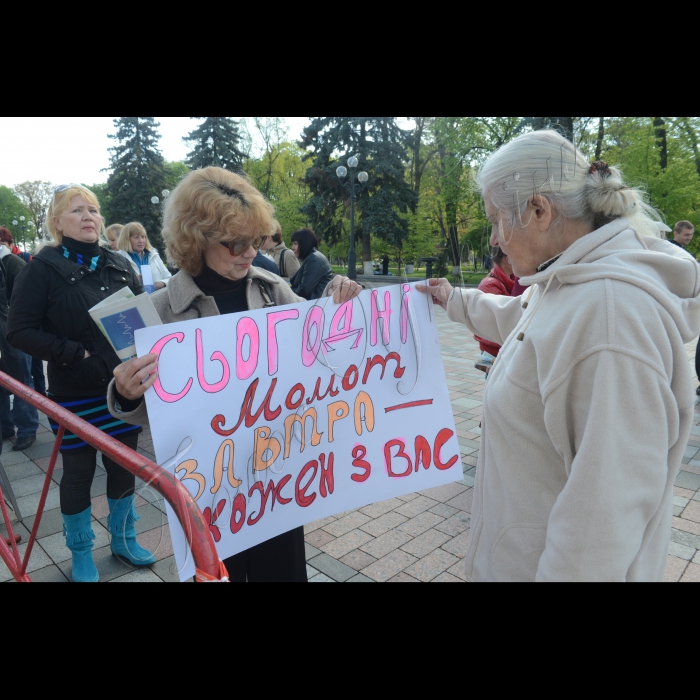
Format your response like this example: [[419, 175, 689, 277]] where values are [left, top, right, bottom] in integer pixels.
[[1, 129, 699, 583]]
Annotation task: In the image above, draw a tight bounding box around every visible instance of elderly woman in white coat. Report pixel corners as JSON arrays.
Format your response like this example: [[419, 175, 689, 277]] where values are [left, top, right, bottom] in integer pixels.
[[420, 130, 700, 583]]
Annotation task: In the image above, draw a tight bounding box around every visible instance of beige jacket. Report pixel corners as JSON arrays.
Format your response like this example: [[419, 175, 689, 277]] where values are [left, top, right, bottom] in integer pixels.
[[269, 243, 301, 281], [107, 266, 305, 427], [447, 219, 700, 582]]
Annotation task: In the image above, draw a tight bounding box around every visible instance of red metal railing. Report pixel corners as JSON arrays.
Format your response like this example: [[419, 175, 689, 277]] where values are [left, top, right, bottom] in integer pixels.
[[0, 372, 228, 583]]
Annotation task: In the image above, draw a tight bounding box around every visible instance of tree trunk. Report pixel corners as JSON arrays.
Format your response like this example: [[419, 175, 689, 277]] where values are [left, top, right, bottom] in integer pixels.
[[683, 119, 700, 178], [361, 226, 371, 264], [595, 117, 605, 160], [654, 117, 668, 170]]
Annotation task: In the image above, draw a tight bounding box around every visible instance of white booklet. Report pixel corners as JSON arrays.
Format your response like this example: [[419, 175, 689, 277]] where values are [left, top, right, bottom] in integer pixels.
[[89, 288, 162, 362]]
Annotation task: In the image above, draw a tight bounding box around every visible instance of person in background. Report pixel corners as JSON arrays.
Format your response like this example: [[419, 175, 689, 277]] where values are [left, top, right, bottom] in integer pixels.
[[669, 220, 695, 249], [262, 221, 300, 281], [474, 247, 515, 375], [8, 185, 156, 583], [0, 229, 21, 257], [108, 167, 362, 583], [252, 236, 280, 276], [0, 262, 25, 460], [382, 255, 390, 276], [0, 239, 39, 450], [105, 224, 124, 252], [117, 222, 172, 291], [290, 228, 334, 301]]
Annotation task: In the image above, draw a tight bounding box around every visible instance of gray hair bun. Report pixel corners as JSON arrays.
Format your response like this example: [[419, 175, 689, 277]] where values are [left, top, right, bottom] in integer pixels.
[[585, 160, 639, 226]]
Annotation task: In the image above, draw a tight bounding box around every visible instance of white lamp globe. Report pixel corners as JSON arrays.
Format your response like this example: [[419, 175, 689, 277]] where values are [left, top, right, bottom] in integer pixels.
[[348, 156, 359, 169], [358, 172, 369, 184], [336, 166, 348, 179], [151, 197, 160, 205]]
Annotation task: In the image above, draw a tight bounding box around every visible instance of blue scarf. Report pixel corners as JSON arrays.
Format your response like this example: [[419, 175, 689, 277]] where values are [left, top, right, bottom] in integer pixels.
[[129, 250, 150, 272]]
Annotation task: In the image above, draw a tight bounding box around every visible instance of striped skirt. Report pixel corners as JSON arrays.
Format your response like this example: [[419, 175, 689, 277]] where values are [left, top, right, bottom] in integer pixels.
[[48, 395, 141, 453]]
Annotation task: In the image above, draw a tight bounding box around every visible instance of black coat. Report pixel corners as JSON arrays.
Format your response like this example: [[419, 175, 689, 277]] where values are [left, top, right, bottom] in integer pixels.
[[0, 262, 24, 395], [7, 245, 143, 397], [290, 250, 334, 301]]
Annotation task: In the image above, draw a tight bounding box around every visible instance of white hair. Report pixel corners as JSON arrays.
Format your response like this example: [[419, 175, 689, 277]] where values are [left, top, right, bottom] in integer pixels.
[[477, 130, 660, 239]]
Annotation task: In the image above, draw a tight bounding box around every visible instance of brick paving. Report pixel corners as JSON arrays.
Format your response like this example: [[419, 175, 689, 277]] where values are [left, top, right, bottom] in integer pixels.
[[2, 308, 700, 583]]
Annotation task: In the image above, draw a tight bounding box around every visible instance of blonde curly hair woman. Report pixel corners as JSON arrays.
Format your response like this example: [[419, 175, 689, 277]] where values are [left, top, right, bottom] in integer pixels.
[[421, 130, 700, 583], [110, 167, 362, 583]]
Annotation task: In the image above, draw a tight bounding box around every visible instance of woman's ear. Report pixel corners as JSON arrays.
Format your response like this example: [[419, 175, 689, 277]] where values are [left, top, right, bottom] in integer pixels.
[[529, 195, 553, 231]]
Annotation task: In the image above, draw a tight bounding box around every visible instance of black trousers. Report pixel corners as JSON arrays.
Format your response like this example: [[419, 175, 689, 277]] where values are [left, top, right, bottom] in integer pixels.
[[60, 432, 139, 516], [696, 336, 700, 382], [223, 527, 308, 583]]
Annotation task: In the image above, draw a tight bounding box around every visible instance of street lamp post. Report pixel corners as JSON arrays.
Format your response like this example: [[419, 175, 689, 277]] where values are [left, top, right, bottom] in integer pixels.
[[19, 216, 27, 253], [336, 157, 369, 281]]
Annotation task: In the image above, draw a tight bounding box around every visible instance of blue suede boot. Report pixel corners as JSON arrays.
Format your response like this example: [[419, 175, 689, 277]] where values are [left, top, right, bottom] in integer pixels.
[[63, 507, 100, 584], [108, 496, 157, 567]]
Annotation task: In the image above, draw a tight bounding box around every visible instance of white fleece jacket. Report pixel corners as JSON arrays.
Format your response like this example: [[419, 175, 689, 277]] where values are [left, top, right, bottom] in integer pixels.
[[447, 219, 700, 582], [118, 249, 172, 286]]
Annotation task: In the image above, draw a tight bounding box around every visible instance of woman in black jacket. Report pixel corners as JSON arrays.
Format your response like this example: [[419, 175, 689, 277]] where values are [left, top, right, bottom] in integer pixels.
[[7, 185, 156, 583], [290, 228, 334, 300]]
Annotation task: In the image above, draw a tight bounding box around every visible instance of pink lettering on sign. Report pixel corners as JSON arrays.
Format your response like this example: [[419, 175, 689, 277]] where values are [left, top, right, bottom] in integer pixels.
[[371, 290, 392, 347], [150, 333, 193, 403], [236, 318, 260, 381], [302, 306, 324, 368], [196, 329, 230, 394], [267, 309, 299, 376], [322, 301, 363, 352]]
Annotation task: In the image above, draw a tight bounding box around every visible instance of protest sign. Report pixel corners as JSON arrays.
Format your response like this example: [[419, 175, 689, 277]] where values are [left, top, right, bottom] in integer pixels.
[[135, 282, 462, 580]]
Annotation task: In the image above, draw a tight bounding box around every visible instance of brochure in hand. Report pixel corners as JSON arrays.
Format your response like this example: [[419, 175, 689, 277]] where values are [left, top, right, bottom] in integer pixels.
[[89, 288, 162, 362]]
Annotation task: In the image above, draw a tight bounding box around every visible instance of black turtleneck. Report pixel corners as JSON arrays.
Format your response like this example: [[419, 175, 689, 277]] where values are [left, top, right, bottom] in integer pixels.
[[194, 264, 249, 315], [58, 236, 106, 272]]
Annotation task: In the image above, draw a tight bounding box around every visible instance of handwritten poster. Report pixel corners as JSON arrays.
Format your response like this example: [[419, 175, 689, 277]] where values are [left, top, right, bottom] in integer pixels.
[[135, 283, 462, 581]]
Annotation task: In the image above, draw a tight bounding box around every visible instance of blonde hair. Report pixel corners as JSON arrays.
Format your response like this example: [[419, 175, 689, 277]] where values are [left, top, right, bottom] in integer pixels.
[[47, 185, 106, 246], [106, 224, 124, 243], [118, 222, 155, 254], [478, 130, 661, 240], [162, 167, 275, 277]]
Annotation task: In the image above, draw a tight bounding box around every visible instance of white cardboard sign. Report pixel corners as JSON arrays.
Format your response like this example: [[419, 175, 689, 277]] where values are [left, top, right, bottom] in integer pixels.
[[135, 283, 462, 580]]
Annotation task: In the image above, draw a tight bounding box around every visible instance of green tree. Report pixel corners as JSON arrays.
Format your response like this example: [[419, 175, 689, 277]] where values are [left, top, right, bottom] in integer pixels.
[[13, 181, 54, 244], [300, 117, 417, 264], [0, 186, 32, 244], [184, 117, 246, 172], [104, 117, 169, 251]]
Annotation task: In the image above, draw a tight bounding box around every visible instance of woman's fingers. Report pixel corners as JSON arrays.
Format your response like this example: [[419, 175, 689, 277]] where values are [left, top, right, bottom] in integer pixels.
[[332, 277, 362, 304], [114, 354, 159, 400], [416, 279, 453, 309]]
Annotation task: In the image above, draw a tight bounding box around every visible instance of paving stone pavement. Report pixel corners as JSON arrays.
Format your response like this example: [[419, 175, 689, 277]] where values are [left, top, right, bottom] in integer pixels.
[[2, 313, 700, 583]]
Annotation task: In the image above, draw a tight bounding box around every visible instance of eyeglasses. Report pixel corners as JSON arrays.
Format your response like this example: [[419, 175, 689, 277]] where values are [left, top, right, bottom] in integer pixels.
[[220, 236, 268, 257]]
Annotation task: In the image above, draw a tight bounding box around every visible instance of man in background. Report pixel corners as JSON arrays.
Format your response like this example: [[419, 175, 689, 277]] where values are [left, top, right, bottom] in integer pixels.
[[669, 221, 695, 249]]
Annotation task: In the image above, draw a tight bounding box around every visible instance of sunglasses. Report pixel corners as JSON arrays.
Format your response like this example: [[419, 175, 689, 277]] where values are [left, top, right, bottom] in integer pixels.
[[52, 184, 92, 210], [220, 236, 269, 257]]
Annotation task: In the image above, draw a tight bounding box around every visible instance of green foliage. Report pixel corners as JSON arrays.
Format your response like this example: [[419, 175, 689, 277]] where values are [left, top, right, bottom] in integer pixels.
[[105, 117, 169, 252], [0, 186, 33, 247], [300, 118, 417, 260], [164, 161, 191, 190], [184, 118, 246, 172], [13, 181, 54, 244], [244, 141, 311, 240]]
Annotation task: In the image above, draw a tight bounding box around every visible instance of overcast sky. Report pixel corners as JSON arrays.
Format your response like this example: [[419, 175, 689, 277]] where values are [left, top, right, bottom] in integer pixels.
[[0, 117, 311, 188]]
